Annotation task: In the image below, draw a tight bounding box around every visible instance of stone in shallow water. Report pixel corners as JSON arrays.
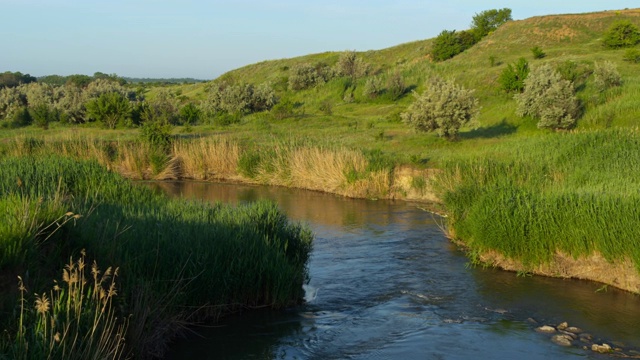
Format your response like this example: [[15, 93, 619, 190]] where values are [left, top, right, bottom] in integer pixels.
[[552, 334, 574, 347], [536, 325, 556, 333], [579, 333, 593, 343], [557, 322, 568, 331], [565, 326, 582, 334], [559, 330, 577, 340], [591, 343, 612, 353]]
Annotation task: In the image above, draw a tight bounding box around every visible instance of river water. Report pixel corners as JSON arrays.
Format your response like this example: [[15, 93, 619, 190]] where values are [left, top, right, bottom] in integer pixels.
[[150, 181, 640, 359]]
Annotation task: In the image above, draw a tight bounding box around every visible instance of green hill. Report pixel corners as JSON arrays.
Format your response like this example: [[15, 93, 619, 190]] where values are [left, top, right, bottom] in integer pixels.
[[156, 8, 638, 166]]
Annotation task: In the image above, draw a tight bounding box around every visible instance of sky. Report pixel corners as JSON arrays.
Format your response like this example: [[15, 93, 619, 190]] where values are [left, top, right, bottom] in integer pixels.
[[1, 1, 638, 80]]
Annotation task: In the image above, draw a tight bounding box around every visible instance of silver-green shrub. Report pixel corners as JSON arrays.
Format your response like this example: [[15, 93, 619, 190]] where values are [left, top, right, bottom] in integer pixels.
[[401, 77, 479, 140], [362, 76, 382, 99], [515, 64, 579, 129], [593, 61, 622, 91], [335, 50, 370, 80]]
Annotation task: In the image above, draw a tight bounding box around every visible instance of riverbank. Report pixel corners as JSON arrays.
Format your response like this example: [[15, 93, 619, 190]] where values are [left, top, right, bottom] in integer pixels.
[[3, 129, 640, 295], [0, 155, 312, 359]]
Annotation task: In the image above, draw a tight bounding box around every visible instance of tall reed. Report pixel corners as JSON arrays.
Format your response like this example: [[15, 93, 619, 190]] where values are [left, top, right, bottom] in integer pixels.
[[0, 155, 313, 358]]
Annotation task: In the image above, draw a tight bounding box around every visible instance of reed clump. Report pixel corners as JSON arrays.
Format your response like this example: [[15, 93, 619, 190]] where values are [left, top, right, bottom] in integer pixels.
[[434, 129, 640, 288], [0, 155, 313, 358]]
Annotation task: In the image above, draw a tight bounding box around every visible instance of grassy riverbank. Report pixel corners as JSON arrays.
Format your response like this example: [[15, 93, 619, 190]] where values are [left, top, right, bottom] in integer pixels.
[[434, 128, 640, 291], [0, 156, 312, 358]]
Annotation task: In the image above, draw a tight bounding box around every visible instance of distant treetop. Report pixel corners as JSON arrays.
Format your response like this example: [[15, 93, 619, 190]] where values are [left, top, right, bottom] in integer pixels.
[[471, 8, 513, 39]]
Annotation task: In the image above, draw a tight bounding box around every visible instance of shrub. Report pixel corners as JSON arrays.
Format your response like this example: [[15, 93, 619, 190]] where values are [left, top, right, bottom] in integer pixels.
[[29, 104, 53, 129], [386, 72, 406, 100], [401, 76, 479, 140], [603, 20, 640, 48], [178, 102, 201, 125], [270, 99, 295, 120], [85, 92, 131, 129], [593, 61, 622, 91], [288, 63, 323, 90], [431, 30, 465, 61], [202, 81, 275, 116], [335, 50, 369, 80], [623, 48, 640, 63], [362, 76, 382, 99], [531, 46, 546, 59], [515, 64, 579, 130], [139, 120, 173, 150], [499, 57, 529, 93]]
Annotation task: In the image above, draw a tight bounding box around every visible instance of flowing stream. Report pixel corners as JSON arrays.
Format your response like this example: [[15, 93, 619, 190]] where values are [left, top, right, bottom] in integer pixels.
[[147, 181, 640, 359]]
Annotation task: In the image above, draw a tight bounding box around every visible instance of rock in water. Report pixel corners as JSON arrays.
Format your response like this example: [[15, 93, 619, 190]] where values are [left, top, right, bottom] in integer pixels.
[[557, 322, 568, 331], [536, 325, 556, 333], [552, 334, 573, 347], [565, 326, 582, 334], [591, 343, 612, 353]]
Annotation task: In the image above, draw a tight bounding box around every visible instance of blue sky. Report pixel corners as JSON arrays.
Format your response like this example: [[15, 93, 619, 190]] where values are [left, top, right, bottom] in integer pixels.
[[1, 1, 637, 79]]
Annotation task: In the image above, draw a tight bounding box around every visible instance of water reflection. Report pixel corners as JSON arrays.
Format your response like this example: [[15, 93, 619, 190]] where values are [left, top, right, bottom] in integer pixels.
[[148, 181, 640, 359]]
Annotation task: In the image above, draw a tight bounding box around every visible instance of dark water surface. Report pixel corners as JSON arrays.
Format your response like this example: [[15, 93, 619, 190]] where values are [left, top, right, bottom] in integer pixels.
[[148, 181, 640, 359]]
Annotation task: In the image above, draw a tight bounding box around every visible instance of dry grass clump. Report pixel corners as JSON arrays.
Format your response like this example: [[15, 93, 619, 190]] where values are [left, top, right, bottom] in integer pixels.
[[173, 138, 240, 180]]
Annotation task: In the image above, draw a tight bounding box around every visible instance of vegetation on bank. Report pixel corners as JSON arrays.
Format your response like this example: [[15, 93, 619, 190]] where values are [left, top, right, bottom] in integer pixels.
[[0, 156, 312, 358], [434, 128, 640, 271]]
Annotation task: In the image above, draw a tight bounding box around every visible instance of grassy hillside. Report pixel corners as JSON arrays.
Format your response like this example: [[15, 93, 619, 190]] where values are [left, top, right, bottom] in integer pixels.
[[139, 8, 639, 167]]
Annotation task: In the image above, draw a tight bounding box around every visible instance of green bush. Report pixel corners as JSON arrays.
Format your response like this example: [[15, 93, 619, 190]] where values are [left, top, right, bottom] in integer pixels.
[[139, 120, 173, 150], [29, 103, 53, 129], [401, 76, 479, 140], [499, 58, 529, 93], [531, 46, 546, 59], [85, 92, 131, 129], [288, 63, 325, 90], [178, 103, 201, 125], [515, 64, 579, 130], [623, 48, 640, 63], [603, 20, 640, 48], [270, 99, 295, 120], [593, 61, 622, 91], [431, 30, 475, 62]]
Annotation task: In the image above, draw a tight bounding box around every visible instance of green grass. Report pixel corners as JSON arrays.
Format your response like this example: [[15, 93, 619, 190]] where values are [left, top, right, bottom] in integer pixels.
[[435, 128, 640, 269], [0, 155, 312, 358]]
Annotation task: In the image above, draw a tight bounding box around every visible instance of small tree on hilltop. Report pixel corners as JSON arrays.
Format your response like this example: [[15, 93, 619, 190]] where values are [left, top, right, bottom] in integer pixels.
[[515, 64, 579, 130], [401, 77, 479, 140], [471, 8, 512, 39]]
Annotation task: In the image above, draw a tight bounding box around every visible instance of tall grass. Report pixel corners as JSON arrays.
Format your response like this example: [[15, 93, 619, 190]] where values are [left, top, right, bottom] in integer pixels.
[[0, 155, 313, 358], [4, 253, 128, 360], [434, 128, 640, 275]]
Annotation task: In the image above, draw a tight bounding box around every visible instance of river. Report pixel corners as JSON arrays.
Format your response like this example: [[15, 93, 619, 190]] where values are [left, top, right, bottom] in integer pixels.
[[146, 181, 640, 359]]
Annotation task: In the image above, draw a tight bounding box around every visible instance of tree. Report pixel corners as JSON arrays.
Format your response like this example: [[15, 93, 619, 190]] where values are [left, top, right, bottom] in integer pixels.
[[499, 58, 529, 93], [401, 77, 479, 140], [0, 71, 36, 88], [471, 8, 513, 38], [85, 92, 131, 129], [179, 103, 201, 125], [515, 64, 579, 130], [603, 20, 640, 48], [431, 30, 464, 61]]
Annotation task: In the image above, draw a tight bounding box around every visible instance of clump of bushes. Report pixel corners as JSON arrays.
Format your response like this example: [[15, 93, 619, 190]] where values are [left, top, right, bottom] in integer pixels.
[[603, 20, 640, 48], [531, 46, 546, 59], [515, 64, 579, 130], [623, 48, 640, 63], [401, 76, 479, 140], [203, 81, 276, 120], [335, 50, 370, 80], [288, 63, 333, 90]]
